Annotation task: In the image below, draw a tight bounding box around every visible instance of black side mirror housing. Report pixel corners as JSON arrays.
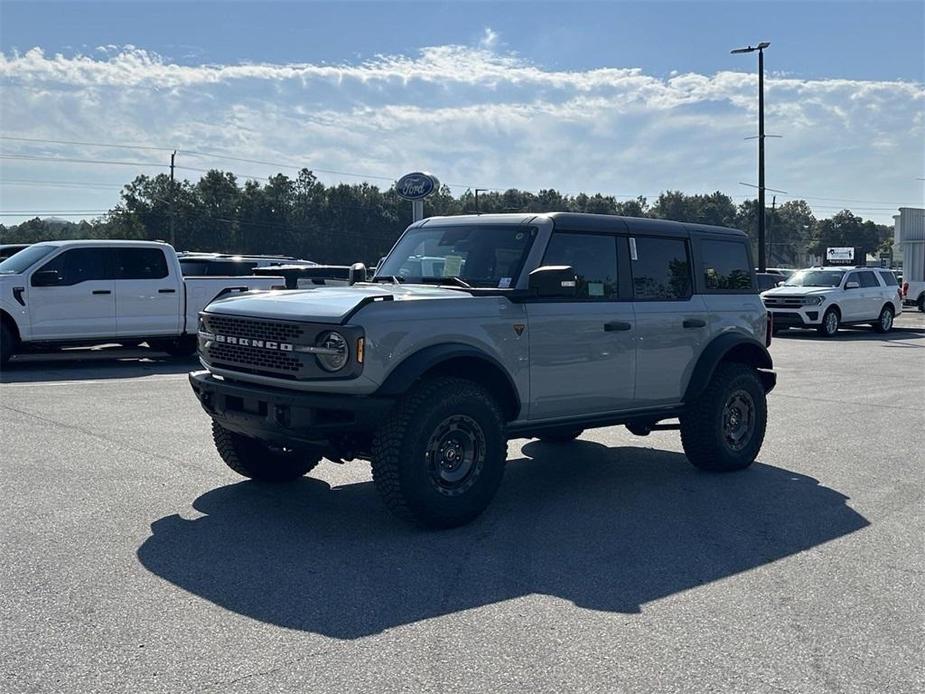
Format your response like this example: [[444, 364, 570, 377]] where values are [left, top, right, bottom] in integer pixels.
[[31, 270, 62, 287], [528, 265, 578, 298], [348, 262, 368, 285]]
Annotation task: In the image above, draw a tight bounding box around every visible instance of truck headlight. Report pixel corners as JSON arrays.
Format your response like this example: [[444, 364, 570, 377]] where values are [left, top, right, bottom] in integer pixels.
[[802, 296, 824, 306], [314, 331, 349, 372]]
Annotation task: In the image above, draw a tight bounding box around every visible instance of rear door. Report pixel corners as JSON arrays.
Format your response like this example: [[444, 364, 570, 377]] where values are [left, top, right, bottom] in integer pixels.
[[26, 247, 116, 340], [526, 230, 636, 420], [630, 234, 707, 407], [114, 247, 181, 337], [857, 270, 883, 318]]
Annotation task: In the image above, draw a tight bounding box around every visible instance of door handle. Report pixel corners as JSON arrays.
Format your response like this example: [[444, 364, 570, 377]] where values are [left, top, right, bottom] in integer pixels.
[[92, 290, 112, 295], [604, 320, 632, 332], [683, 319, 706, 329], [158, 288, 177, 294]]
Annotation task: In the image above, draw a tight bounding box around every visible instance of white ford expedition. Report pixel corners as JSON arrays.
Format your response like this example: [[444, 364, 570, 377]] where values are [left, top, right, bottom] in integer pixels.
[[761, 266, 902, 337], [0, 240, 283, 365]]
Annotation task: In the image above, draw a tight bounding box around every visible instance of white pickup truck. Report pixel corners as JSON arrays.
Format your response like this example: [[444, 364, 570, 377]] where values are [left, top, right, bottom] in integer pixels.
[[0, 240, 283, 366]]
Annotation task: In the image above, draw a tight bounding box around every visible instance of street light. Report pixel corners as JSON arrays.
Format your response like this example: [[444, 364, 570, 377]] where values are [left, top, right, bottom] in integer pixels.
[[732, 41, 771, 271]]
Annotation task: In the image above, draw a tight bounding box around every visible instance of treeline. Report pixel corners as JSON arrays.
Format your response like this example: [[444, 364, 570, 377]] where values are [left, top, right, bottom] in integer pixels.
[[0, 169, 893, 266]]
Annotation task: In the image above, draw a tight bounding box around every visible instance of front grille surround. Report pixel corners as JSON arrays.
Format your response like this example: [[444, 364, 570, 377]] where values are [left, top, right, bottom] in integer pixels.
[[762, 296, 804, 309]]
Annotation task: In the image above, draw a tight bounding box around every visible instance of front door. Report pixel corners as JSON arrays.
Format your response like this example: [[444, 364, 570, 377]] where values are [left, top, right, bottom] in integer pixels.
[[26, 247, 116, 340], [841, 271, 866, 320], [526, 231, 636, 420]]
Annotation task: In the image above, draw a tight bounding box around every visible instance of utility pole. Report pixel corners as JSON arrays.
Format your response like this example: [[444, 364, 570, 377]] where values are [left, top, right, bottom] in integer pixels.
[[169, 150, 176, 248], [731, 41, 771, 272], [474, 188, 488, 214], [770, 194, 776, 266]]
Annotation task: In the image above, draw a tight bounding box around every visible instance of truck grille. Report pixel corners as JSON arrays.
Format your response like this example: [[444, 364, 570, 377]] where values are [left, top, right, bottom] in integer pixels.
[[204, 315, 305, 342], [763, 296, 803, 308], [208, 342, 303, 375], [202, 314, 306, 378]]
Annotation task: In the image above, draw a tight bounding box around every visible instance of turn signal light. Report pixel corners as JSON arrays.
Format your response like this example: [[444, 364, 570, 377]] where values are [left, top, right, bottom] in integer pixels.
[[356, 337, 365, 364]]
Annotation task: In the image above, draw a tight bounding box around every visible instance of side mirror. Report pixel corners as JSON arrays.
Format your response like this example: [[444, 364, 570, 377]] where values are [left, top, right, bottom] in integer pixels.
[[31, 270, 62, 287], [348, 262, 367, 285], [528, 265, 578, 298], [776, 281, 785, 287], [845, 281, 860, 289]]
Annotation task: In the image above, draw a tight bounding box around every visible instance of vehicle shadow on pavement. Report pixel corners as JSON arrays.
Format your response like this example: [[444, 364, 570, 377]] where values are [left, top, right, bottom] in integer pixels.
[[137, 441, 869, 639], [775, 328, 925, 342], [0, 349, 197, 383]]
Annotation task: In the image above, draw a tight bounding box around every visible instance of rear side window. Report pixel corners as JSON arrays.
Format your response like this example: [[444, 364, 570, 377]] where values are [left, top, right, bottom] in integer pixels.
[[34, 248, 114, 285], [878, 271, 898, 286], [858, 271, 879, 288], [631, 237, 692, 300], [701, 240, 753, 291], [116, 248, 169, 279], [542, 232, 618, 299]]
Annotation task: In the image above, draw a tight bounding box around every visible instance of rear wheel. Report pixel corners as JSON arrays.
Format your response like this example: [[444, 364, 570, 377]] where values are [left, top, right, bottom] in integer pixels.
[[873, 304, 894, 333], [371, 377, 507, 529], [538, 429, 584, 443], [817, 307, 840, 337], [918, 294, 925, 313], [212, 421, 321, 482], [680, 362, 767, 472], [0, 321, 16, 367]]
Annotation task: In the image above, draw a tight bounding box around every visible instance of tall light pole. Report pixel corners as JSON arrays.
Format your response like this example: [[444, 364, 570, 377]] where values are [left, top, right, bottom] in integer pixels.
[[732, 41, 770, 271]]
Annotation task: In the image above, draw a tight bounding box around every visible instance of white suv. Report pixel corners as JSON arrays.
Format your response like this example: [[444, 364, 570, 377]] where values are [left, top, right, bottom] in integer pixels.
[[761, 266, 902, 337]]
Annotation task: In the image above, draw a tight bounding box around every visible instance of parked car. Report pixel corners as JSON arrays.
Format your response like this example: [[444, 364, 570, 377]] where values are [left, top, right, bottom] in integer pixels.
[[189, 212, 775, 528], [764, 267, 795, 279], [0, 240, 284, 366], [756, 272, 783, 292], [761, 266, 902, 337], [0, 244, 30, 261], [178, 254, 316, 277], [253, 264, 353, 288]]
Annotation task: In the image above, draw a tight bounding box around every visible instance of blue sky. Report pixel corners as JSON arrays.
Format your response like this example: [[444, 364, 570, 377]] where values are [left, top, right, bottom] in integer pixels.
[[1, 0, 923, 226]]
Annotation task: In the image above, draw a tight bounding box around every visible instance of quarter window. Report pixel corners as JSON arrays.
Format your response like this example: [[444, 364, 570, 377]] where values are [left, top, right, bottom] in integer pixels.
[[701, 240, 753, 291], [541, 232, 618, 299], [878, 271, 898, 286], [116, 248, 169, 280], [631, 237, 692, 300]]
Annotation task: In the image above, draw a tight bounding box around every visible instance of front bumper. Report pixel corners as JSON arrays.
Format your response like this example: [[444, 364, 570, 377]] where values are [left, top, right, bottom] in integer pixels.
[[767, 307, 822, 328], [189, 370, 394, 447]]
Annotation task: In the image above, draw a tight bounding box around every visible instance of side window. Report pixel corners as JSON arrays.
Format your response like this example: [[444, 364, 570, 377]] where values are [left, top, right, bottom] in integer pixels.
[[33, 248, 112, 286], [878, 271, 898, 286], [542, 232, 618, 299], [631, 237, 692, 300], [845, 272, 860, 288], [701, 240, 753, 291], [116, 248, 169, 280], [859, 271, 879, 288]]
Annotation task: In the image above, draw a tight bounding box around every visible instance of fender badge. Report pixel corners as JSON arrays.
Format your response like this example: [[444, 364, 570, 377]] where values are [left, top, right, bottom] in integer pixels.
[[513, 324, 525, 336]]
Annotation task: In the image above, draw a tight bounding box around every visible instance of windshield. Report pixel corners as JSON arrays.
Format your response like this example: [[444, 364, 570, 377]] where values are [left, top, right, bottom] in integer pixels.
[[783, 270, 845, 288], [376, 224, 538, 288], [0, 244, 57, 274]]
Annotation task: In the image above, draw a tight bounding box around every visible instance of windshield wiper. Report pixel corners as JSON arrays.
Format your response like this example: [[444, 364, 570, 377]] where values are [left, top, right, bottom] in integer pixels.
[[418, 276, 473, 288], [371, 275, 405, 284]]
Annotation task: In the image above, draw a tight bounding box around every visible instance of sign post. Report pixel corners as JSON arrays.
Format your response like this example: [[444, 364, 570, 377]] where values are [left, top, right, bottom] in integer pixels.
[[396, 172, 439, 223]]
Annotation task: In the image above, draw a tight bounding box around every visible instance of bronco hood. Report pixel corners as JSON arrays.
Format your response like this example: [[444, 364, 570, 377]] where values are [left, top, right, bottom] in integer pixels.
[[203, 283, 468, 324]]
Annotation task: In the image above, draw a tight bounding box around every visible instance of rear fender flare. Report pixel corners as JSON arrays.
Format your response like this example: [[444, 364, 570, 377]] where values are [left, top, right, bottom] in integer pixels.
[[684, 333, 775, 404]]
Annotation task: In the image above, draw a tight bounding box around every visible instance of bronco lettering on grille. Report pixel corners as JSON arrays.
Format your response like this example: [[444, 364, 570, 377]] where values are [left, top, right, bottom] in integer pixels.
[[214, 334, 293, 351]]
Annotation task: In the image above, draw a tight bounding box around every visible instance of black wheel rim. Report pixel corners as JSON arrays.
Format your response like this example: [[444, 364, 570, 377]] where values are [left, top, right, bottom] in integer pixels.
[[425, 414, 485, 496], [722, 390, 756, 452]]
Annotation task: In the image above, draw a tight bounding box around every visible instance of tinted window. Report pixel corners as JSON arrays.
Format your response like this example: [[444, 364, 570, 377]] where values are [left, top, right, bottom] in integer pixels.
[[702, 240, 753, 291], [845, 272, 860, 287], [542, 232, 618, 299], [878, 271, 898, 286], [0, 244, 56, 274], [631, 237, 692, 300], [116, 248, 169, 279], [858, 271, 879, 288], [34, 248, 113, 285], [757, 274, 780, 291]]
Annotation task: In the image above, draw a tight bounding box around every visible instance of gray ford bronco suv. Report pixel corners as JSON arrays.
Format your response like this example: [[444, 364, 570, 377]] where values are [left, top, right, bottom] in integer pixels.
[[190, 213, 775, 528]]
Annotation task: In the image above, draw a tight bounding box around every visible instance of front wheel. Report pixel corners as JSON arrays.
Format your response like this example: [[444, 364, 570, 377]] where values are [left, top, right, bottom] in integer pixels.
[[817, 307, 840, 337], [0, 322, 16, 368], [371, 377, 507, 529], [212, 421, 321, 482], [153, 335, 198, 357], [680, 363, 767, 472], [873, 305, 894, 334]]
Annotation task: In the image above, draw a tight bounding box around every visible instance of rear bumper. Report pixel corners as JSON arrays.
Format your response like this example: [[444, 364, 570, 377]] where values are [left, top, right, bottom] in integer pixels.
[[189, 370, 394, 446]]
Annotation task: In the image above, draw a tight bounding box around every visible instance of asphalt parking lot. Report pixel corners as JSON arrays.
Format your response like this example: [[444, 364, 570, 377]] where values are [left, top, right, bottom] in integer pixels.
[[2, 322, 924, 693]]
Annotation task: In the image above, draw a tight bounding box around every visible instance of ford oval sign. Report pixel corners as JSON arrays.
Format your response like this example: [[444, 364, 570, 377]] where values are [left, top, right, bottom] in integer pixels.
[[396, 172, 438, 200]]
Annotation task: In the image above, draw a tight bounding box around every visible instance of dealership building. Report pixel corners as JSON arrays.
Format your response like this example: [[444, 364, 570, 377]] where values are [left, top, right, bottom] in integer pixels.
[[893, 207, 925, 278]]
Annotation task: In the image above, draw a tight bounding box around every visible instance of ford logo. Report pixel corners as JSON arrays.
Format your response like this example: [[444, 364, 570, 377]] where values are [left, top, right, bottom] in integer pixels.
[[396, 172, 438, 200]]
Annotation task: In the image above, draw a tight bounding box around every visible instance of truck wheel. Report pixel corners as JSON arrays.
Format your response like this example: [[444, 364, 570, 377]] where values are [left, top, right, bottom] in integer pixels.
[[538, 429, 584, 443], [817, 307, 840, 337], [212, 421, 321, 482], [680, 362, 767, 472], [918, 294, 925, 313], [872, 304, 894, 333], [0, 322, 16, 368], [156, 335, 198, 357], [371, 377, 507, 529]]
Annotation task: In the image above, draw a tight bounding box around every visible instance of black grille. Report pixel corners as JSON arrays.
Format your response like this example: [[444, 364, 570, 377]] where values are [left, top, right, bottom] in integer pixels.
[[208, 342, 303, 375], [763, 296, 803, 308], [205, 315, 305, 342]]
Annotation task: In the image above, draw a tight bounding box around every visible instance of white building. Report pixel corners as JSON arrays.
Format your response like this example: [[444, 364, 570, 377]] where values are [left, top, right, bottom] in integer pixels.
[[894, 207, 925, 282]]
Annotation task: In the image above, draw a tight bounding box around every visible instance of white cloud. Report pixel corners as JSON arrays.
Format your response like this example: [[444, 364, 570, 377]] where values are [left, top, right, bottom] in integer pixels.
[[0, 44, 922, 223]]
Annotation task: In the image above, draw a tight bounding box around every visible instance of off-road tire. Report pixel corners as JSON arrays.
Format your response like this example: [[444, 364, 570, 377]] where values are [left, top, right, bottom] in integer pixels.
[[212, 421, 321, 482], [370, 377, 507, 529], [0, 321, 15, 368], [873, 304, 894, 334], [817, 307, 840, 337], [680, 362, 767, 472], [538, 429, 584, 443]]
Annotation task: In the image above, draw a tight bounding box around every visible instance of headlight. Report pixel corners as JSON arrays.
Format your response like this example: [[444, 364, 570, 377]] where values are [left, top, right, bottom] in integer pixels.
[[314, 331, 349, 372], [802, 296, 824, 306]]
